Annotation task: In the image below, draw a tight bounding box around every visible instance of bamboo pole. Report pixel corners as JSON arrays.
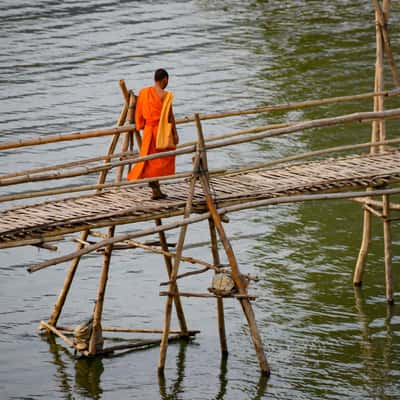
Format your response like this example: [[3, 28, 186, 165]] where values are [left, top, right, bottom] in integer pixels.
[[0, 149, 137, 183], [374, 1, 386, 152], [177, 121, 297, 150], [97, 80, 131, 187], [354, 2, 386, 285], [373, 0, 400, 87], [3, 134, 400, 193], [363, 204, 383, 218], [159, 291, 256, 300], [4, 133, 400, 190], [91, 231, 213, 270], [0, 168, 195, 203], [27, 187, 400, 274], [159, 266, 212, 285], [88, 87, 132, 353], [175, 88, 400, 124], [47, 230, 90, 326], [40, 320, 78, 350], [117, 91, 136, 181], [3, 108, 400, 202], [209, 217, 228, 355], [158, 154, 200, 372], [97, 334, 187, 355], [382, 194, 394, 303], [56, 325, 199, 335], [47, 84, 130, 329], [2, 89, 400, 153], [205, 108, 400, 153], [352, 197, 400, 211], [156, 218, 189, 336], [226, 138, 400, 177], [0, 124, 138, 151], [194, 114, 270, 375], [88, 226, 114, 354], [354, 204, 372, 286]]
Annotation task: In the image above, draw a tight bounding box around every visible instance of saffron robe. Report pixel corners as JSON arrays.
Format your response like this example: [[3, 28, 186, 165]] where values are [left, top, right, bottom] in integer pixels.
[[127, 86, 176, 180]]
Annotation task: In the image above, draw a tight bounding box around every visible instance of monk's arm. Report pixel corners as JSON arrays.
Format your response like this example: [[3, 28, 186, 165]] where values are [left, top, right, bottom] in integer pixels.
[[169, 106, 179, 145]]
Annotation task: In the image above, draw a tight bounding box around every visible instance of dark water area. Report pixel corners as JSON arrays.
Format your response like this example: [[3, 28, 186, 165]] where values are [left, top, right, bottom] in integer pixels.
[[1, 1, 400, 399]]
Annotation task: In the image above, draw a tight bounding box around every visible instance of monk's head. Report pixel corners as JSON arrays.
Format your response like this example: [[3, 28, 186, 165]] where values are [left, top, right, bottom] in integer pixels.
[[154, 68, 169, 89]]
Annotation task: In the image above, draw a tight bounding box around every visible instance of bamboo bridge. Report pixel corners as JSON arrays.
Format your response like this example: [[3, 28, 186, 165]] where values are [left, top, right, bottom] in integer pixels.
[[1, 0, 399, 376]]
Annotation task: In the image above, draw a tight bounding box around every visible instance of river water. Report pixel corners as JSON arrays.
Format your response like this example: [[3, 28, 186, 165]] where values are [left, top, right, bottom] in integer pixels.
[[1, 1, 400, 399]]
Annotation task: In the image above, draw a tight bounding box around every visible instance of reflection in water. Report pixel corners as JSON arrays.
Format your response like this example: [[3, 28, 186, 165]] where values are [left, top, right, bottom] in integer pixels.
[[158, 342, 267, 400], [158, 340, 187, 400], [45, 333, 103, 399], [46, 334, 74, 398], [353, 288, 396, 398], [75, 358, 104, 400]]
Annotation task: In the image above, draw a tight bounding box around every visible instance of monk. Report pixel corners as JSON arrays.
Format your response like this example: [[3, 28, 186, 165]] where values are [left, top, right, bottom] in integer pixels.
[[127, 68, 179, 199]]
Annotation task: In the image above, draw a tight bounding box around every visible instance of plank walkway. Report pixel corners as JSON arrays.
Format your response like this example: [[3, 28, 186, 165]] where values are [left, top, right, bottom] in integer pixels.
[[1, 149, 400, 249]]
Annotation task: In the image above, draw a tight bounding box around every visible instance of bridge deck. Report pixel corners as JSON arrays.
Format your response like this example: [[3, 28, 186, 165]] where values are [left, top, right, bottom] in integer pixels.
[[1, 150, 400, 249]]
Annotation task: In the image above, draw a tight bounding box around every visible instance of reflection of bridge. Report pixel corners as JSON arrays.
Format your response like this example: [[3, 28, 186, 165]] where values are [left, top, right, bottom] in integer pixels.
[[1, 1, 400, 376]]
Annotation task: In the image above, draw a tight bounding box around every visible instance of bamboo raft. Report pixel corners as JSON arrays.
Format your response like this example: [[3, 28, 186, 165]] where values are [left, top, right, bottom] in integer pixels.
[[1, 0, 399, 377]]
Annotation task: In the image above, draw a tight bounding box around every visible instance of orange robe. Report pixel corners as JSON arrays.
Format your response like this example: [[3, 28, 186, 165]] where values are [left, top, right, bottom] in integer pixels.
[[127, 86, 176, 180]]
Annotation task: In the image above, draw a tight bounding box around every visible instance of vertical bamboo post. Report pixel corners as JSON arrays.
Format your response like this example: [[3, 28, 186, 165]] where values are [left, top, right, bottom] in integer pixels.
[[117, 91, 136, 181], [382, 194, 394, 303], [97, 80, 130, 186], [88, 82, 132, 352], [46, 81, 130, 327], [47, 230, 90, 326], [353, 209, 372, 286], [208, 217, 228, 355], [381, 0, 393, 304], [194, 114, 270, 375], [156, 218, 189, 335], [354, 0, 385, 285], [158, 155, 200, 372], [88, 225, 115, 354]]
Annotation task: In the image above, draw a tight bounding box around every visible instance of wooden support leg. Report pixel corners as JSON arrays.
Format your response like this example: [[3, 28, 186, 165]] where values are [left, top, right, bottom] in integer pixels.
[[382, 194, 394, 303], [156, 218, 188, 335], [199, 175, 269, 375], [353, 209, 371, 286], [208, 218, 228, 355], [194, 113, 269, 375], [158, 162, 199, 373], [88, 226, 115, 354], [48, 230, 90, 326]]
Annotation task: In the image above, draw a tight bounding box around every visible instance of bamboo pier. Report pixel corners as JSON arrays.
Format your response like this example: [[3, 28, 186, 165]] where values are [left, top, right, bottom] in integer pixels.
[[1, 0, 399, 377]]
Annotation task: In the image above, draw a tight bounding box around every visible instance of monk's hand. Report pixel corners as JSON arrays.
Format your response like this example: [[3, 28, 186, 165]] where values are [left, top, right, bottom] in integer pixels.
[[174, 133, 179, 145]]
